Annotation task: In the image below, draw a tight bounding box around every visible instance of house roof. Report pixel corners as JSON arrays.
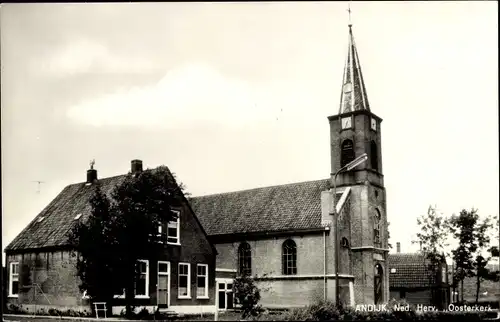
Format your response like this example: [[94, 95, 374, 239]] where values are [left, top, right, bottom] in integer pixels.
[[189, 179, 340, 236], [6, 165, 214, 253], [388, 253, 439, 288], [5, 175, 127, 252]]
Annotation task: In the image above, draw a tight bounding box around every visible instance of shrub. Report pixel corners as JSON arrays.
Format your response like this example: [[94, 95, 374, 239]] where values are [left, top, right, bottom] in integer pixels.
[[7, 303, 25, 314], [271, 299, 495, 321], [233, 275, 265, 319]]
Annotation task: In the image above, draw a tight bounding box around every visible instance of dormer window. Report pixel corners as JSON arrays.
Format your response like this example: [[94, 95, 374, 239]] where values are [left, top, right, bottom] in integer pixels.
[[37, 217, 45, 223], [74, 213, 82, 220]]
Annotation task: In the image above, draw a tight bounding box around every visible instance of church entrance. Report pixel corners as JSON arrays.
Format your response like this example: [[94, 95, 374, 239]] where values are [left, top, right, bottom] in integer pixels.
[[374, 264, 383, 304]]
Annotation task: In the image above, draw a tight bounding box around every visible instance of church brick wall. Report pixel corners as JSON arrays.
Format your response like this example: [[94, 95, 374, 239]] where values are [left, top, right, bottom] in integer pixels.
[[214, 233, 327, 277]]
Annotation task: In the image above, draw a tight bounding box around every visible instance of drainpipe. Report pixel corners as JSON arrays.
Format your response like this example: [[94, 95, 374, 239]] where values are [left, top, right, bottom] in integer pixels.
[[324, 226, 330, 302]]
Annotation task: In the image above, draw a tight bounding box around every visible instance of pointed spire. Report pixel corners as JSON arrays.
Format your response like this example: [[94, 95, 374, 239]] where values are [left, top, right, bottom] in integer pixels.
[[338, 24, 370, 115]]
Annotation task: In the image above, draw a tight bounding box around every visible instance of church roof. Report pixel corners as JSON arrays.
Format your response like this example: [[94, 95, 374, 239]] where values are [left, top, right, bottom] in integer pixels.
[[388, 253, 441, 288], [339, 24, 370, 114], [190, 179, 339, 236]]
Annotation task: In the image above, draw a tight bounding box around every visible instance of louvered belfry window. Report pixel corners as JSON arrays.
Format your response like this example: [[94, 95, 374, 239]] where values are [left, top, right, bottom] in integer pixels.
[[341, 139, 355, 167], [370, 141, 378, 171]]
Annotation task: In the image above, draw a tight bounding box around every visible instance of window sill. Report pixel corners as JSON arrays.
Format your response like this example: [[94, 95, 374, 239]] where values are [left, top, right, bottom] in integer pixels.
[[178, 296, 191, 300], [167, 242, 181, 246], [197, 296, 209, 300], [8, 295, 19, 298], [113, 295, 150, 299]]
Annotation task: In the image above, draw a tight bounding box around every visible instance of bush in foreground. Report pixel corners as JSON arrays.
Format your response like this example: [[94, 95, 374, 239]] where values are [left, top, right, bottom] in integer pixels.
[[262, 299, 496, 321]]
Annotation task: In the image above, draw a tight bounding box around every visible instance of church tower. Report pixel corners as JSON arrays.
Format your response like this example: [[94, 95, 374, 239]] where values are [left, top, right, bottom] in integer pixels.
[[328, 23, 389, 304]]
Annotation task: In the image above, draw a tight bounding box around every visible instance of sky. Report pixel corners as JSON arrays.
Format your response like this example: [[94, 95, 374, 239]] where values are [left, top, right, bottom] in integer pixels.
[[1, 2, 498, 264]]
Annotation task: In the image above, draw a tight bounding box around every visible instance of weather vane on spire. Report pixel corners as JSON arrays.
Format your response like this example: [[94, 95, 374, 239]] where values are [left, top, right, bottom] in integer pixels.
[[347, 1, 353, 26], [90, 159, 95, 170]]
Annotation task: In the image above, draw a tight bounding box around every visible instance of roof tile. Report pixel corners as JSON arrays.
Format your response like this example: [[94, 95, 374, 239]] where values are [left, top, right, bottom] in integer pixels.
[[189, 179, 336, 236]]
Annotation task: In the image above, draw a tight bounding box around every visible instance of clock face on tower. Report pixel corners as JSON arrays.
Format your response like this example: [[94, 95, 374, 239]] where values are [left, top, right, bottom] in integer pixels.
[[341, 117, 352, 129], [371, 118, 377, 131]]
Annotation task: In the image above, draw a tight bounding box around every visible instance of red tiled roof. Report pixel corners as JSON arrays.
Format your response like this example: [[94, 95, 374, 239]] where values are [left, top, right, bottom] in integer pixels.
[[189, 179, 337, 236], [388, 253, 439, 288]]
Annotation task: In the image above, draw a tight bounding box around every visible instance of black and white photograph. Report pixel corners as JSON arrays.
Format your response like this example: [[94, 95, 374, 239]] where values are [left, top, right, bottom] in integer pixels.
[[1, 1, 498, 321]]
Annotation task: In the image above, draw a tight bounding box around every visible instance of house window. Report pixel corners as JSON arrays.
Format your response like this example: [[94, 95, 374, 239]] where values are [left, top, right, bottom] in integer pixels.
[[238, 242, 252, 276], [178, 263, 191, 298], [135, 260, 149, 297], [341, 139, 355, 168], [370, 141, 378, 171], [167, 211, 180, 244], [282, 239, 297, 275], [196, 264, 209, 298], [374, 209, 381, 247], [9, 262, 19, 297]]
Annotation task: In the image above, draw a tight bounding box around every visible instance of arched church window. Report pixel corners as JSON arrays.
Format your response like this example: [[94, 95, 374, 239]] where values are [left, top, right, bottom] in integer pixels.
[[374, 209, 381, 247], [282, 239, 297, 275], [238, 242, 252, 276], [341, 139, 355, 167], [370, 141, 378, 171]]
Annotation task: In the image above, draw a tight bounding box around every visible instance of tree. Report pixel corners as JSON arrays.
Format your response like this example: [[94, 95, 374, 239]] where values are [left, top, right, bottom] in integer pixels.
[[489, 246, 499, 257], [69, 166, 186, 318], [448, 209, 496, 304], [448, 209, 478, 302], [412, 205, 449, 308], [470, 215, 494, 304], [111, 166, 185, 316], [68, 184, 121, 316]]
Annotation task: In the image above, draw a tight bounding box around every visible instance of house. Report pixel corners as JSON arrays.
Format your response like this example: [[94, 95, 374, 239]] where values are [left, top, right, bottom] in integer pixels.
[[189, 23, 390, 309], [388, 244, 450, 309], [2, 266, 6, 311], [4, 160, 217, 316]]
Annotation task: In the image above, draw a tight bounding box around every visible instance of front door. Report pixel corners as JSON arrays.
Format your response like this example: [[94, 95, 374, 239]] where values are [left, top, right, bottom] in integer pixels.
[[374, 264, 383, 304], [217, 281, 234, 310], [157, 261, 170, 307]]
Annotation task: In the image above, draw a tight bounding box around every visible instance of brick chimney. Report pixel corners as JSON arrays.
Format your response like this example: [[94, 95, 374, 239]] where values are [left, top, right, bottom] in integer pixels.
[[86, 160, 97, 184], [396, 242, 401, 253], [131, 159, 143, 175]]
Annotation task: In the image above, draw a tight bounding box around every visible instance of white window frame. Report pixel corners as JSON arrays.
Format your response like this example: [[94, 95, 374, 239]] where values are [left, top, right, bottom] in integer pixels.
[[196, 264, 209, 299], [9, 262, 19, 298], [167, 210, 181, 245], [135, 260, 149, 298], [113, 259, 149, 299], [178, 262, 191, 299]]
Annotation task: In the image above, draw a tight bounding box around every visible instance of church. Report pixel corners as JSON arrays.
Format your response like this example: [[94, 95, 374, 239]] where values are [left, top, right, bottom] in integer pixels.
[[190, 22, 389, 309], [4, 22, 389, 314]]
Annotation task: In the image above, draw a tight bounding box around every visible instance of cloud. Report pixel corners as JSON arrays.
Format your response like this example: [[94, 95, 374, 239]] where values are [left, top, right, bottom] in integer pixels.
[[65, 62, 321, 129], [39, 38, 158, 76]]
